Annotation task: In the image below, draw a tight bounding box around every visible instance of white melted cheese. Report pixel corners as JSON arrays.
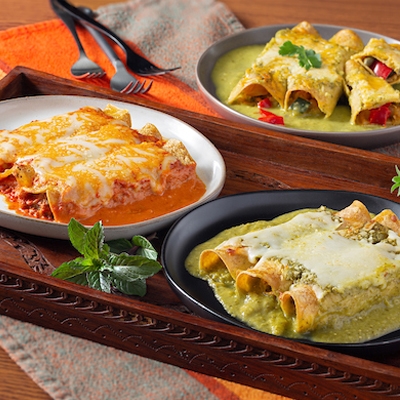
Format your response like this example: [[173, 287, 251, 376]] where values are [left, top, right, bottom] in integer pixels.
[[219, 210, 400, 289]]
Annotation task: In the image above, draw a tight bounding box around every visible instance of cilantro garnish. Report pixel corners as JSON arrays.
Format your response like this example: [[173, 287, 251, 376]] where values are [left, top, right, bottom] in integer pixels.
[[279, 41, 322, 70], [391, 165, 400, 195], [51, 218, 162, 296]]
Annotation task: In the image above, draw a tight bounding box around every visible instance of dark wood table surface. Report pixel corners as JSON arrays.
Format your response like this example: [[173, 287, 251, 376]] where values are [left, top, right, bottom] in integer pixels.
[[1, 0, 399, 398]]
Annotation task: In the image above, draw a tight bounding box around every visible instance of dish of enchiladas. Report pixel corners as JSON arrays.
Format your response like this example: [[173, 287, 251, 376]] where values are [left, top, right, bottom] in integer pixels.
[[196, 23, 400, 148], [162, 190, 400, 351], [0, 95, 225, 240], [186, 200, 400, 343]]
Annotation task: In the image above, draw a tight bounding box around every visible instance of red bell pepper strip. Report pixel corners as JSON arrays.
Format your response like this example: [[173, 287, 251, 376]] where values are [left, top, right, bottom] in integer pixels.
[[258, 98, 272, 109], [259, 109, 284, 125], [257, 98, 284, 125], [369, 103, 391, 125], [371, 60, 393, 80]]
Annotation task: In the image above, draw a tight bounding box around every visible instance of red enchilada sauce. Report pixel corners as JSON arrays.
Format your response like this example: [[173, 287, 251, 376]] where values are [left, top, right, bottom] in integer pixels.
[[0, 175, 206, 226]]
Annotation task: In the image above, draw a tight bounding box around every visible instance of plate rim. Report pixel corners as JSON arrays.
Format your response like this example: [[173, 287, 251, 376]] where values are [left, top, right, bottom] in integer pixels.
[[0, 94, 226, 240]]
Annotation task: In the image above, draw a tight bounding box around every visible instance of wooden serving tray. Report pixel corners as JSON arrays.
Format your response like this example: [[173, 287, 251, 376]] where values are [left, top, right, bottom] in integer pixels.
[[1, 67, 400, 399]]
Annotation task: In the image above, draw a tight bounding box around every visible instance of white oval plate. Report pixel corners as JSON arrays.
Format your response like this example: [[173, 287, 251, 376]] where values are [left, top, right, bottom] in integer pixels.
[[196, 24, 400, 149], [0, 95, 226, 240]]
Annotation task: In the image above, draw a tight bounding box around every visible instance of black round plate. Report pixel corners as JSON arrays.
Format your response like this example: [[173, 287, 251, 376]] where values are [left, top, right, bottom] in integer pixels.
[[161, 190, 400, 357]]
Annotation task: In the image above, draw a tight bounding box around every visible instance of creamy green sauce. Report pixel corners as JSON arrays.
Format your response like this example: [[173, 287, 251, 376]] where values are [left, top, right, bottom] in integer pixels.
[[185, 210, 400, 343], [211, 45, 382, 132]]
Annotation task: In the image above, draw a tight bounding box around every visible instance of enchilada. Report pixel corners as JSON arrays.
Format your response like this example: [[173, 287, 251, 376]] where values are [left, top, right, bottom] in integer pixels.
[[344, 59, 400, 125], [195, 201, 400, 338], [0, 104, 205, 224], [352, 38, 400, 85], [228, 21, 364, 118]]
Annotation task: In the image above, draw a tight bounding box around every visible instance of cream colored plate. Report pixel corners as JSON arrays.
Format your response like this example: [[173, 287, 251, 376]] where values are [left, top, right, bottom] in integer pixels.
[[0, 95, 226, 240]]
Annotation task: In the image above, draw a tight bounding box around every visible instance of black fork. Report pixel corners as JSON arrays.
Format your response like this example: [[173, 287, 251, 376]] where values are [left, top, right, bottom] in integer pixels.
[[53, 0, 181, 76]]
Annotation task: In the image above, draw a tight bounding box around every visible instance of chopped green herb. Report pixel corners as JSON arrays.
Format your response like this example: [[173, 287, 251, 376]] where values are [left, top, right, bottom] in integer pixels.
[[279, 41, 322, 70], [391, 165, 400, 195], [51, 218, 162, 296]]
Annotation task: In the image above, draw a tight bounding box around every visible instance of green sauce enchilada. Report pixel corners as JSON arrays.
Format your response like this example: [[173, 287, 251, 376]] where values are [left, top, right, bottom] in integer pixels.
[[185, 201, 400, 343], [212, 22, 400, 131]]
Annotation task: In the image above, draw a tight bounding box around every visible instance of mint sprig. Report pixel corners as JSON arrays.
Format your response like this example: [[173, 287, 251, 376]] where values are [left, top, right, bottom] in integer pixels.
[[51, 218, 162, 296], [391, 165, 400, 195], [279, 41, 322, 70]]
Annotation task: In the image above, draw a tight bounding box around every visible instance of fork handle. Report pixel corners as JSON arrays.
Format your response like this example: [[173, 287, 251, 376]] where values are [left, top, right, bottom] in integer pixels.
[[51, 0, 85, 53], [83, 22, 121, 68], [54, 0, 134, 58]]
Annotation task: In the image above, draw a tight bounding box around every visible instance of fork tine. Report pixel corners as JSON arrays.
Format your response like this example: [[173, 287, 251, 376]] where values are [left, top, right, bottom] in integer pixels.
[[132, 80, 147, 94], [136, 80, 153, 94], [120, 80, 140, 94], [73, 72, 92, 79], [87, 72, 105, 79], [94, 71, 106, 78], [73, 71, 106, 79]]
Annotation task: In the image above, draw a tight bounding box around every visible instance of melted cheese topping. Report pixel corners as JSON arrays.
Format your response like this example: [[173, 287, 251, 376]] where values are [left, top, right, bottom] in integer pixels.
[[228, 21, 363, 117], [219, 210, 400, 290], [0, 105, 202, 222]]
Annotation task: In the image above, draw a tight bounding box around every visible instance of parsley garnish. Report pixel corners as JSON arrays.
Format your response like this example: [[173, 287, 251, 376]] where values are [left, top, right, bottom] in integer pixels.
[[391, 165, 400, 195], [279, 41, 322, 70], [51, 218, 162, 296]]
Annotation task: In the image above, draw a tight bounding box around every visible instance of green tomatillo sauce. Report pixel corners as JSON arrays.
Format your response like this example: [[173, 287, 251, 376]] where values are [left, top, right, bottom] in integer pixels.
[[211, 45, 382, 132], [185, 210, 400, 343]]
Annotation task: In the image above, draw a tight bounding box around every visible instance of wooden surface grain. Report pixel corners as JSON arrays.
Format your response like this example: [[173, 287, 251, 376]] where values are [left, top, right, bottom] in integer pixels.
[[1, 0, 400, 399]]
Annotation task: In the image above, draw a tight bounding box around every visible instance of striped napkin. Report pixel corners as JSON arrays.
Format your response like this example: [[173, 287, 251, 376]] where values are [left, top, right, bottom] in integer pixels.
[[0, 0, 291, 399]]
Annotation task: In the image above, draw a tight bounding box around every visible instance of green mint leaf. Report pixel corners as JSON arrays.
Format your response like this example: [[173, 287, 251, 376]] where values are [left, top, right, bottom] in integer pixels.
[[113, 278, 147, 296], [107, 235, 158, 259], [82, 221, 105, 259], [131, 236, 158, 260], [87, 270, 112, 293], [279, 41, 322, 70], [106, 238, 133, 254], [52, 218, 162, 296], [66, 274, 89, 286], [110, 258, 162, 281], [67, 218, 89, 254], [51, 258, 92, 280]]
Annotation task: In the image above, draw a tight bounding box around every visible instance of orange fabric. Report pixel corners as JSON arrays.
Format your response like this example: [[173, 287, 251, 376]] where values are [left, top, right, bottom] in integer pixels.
[[0, 18, 292, 400], [0, 19, 217, 116], [187, 370, 292, 400]]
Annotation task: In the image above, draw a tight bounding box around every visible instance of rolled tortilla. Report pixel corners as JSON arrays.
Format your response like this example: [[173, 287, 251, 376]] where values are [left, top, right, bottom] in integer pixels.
[[352, 38, 400, 85], [228, 22, 322, 107], [199, 246, 253, 279], [344, 59, 400, 125], [236, 258, 293, 294], [228, 21, 364, 119], [279, 284, 319, 333]]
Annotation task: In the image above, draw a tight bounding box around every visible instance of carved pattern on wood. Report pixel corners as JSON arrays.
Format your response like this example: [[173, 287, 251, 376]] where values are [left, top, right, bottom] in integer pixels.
[[1, 272, 400, 398], [0, 228, 54, 274], [1, 228, 400, 398]]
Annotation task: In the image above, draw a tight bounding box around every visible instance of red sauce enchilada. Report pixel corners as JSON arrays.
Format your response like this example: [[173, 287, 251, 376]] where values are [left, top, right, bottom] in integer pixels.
[[185, 201, 400, 343], [0, 104, 206, 225]]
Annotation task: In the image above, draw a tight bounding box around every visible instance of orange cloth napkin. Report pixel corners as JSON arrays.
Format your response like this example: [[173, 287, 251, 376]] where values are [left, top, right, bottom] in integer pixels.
[[0, 0, 292, 399]]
